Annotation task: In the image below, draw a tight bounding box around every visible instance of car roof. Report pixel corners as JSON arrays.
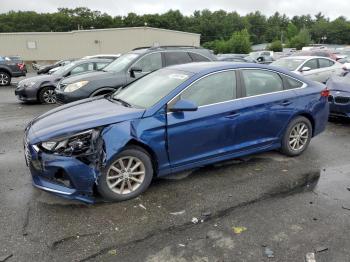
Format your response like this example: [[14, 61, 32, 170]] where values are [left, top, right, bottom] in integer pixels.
[[279, 56, 331, 60], [73, 58, 113, 64], [166, 61, 292, 75]]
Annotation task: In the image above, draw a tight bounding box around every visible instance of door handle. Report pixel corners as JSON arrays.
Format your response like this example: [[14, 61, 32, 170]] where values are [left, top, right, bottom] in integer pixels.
[[280, 100, 292, 106], [225, 112, 240, 119]]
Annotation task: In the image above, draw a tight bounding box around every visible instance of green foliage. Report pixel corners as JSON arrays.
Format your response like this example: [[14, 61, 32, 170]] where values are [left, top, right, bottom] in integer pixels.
[[288, 29, 312, 50], [203, 29, 251, 54], [1, 8, 350, 46], [268, 40, 283, 52]]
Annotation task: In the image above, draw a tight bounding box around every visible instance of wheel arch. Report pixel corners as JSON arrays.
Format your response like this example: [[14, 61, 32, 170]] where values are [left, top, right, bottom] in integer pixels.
[[36, 85, 56, 101], [90, 87, 116, 97], [0, 67, 12, 77], [125, 139, 159, 177], [294, 112, 316, 137]]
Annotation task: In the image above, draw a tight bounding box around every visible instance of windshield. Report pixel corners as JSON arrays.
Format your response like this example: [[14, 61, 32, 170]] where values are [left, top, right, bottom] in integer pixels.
[[271, 58, 305, 71], [103, 53, 139, 73], [112, 69, 193, 108], [52, 62, 76, 76]]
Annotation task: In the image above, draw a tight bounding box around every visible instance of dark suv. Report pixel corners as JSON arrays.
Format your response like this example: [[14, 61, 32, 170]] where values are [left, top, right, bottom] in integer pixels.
[[0, 56, 26, 86], [55, 46, 216, 103]]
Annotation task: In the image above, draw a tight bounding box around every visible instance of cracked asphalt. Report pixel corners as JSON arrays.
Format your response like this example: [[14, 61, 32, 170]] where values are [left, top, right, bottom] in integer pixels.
[[0, 82, 350, 262]]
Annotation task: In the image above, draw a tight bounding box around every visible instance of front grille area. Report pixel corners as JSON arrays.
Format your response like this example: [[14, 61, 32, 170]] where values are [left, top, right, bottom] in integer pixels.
[[334, 96, 350, 104]]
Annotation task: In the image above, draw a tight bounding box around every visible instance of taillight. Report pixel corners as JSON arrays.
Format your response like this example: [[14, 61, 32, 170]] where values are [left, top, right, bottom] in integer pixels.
[[321, 89, 330, 97], [17, 63, 24, 70]]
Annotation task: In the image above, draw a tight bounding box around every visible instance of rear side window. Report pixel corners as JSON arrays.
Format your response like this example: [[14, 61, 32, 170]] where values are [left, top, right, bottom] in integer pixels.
[[165, 52, 192, 66], [70, 63, 94, 75], [242, 69, 283, 97], [303, 59, 318, 70], [188, 52, 210, 62], [95, 62, 109, 70], [181, 71, 236, 106], [318, 58, 334, 68], [284, 76, 304, 89]]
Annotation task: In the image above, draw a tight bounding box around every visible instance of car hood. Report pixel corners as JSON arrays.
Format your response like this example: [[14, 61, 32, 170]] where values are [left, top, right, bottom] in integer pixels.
[[61, 70, 123, 85], [20, 74, 56, 85], [327, 75, 350, 92], [27, 97, 145, 144]]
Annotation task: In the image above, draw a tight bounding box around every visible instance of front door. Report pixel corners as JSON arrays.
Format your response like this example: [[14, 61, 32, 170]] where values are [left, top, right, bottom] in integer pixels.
[[167, 70, 245, 168]]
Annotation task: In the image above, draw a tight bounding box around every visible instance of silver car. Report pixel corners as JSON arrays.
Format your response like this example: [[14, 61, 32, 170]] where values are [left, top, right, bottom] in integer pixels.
[[271, 56, 344, 83]]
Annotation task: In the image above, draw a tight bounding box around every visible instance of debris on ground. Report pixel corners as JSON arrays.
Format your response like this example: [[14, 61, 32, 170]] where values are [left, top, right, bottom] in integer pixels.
[[170, 210, 185, 216], [108, 249, 117, 256], [200, 211, 212, 222], [264, 247, 274, 258], [0, 254, 13, 262], [178, 244, 185, 247], [305, 252, 316, 262], [347, 187, 350, 191], [315, 246, 328, 253], [342, 205, 350, 211], [138, 204, 147, 210], [191, 217, 199, 224], [232, 226, 247, 234]]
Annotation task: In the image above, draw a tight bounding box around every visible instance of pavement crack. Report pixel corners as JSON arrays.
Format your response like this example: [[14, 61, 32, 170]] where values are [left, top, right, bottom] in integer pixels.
[[51, 232, 101, 250], [22, 204, 31, 236], [78, 171, 320, 261]]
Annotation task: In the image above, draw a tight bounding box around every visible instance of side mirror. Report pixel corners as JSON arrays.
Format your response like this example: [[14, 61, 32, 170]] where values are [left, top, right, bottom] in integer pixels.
[[168, 99, 198, 112], [130, 66, 142, 78], [257, 56, 264, 63], [301, 66, 311, 72]]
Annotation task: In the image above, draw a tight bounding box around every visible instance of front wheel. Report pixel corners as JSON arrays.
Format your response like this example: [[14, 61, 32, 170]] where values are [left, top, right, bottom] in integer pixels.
[[281, 116, 312, 156], [97, 147, 154, 201], [39, 87, 56, 104], [0, 72, 11, 86]]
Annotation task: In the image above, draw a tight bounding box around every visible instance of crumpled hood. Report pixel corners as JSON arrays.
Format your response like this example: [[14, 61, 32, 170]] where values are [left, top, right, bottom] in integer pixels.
[[327, 75, 350, 92], [27, 97, 145, 144]]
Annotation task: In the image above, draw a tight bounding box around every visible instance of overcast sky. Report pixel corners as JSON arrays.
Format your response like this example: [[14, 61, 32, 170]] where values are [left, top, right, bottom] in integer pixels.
[[1, 0, 349, 19]]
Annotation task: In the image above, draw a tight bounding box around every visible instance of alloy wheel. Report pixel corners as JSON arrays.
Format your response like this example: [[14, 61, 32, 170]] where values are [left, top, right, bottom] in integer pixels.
[[43, 89, 56, 104], [0, 73, 9, 86], [289, 123, 309, 151], [106, 156, 146, 195]]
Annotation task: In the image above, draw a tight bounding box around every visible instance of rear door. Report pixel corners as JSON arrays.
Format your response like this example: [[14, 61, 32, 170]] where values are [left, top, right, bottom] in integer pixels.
[[167, 70, 245, 168], [237, 69, 299, 149], [164, 51, 192, 67], [317, 58, 336, 83], [129, 52, 163, 80]]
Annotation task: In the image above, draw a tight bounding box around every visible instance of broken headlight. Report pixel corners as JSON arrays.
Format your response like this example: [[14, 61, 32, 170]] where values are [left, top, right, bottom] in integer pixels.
[[40, 129, 101, 156]]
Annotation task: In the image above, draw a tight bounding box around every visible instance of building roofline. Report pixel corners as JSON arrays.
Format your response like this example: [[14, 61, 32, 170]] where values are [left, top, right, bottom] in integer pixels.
[[0, 26, 201, 37]]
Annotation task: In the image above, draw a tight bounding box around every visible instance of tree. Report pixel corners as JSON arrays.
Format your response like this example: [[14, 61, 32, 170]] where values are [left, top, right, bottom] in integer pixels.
[[286, 23, 298, 41], [227, 29, 252, 53], [288, 29, 312, 50], [268, 40, 283, 52]]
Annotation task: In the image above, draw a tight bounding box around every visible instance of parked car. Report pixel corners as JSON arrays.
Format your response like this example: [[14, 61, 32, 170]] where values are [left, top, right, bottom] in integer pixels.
[[82, 54, 121, 60], [271, 56, 344, 83], [55, 46, 217, 104], [249, 51, 274, 64], [292, 50, 339, 61], [0, 56, 26, 86], [37, 59, 75, 75], [7, 56, 27, 73], [24, 62, 329, 203], [327, 75, 350, 119], [216, 54, 255, 63], [15, 58, 112, 104]]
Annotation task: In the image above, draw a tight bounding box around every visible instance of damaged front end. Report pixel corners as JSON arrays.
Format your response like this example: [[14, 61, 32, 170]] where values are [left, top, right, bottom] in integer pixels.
[[27, 128, 106, 203]]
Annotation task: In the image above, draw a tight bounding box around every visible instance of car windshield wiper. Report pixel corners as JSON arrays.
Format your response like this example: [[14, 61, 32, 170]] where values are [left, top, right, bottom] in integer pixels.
[[112, 97, 132, 108]]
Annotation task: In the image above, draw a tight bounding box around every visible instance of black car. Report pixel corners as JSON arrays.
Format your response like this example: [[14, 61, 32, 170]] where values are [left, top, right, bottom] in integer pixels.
[[55, 46, 216, 103], [0, 56, 26, 86], [15, 58, 112, 104], [37, 59, 75, 75]]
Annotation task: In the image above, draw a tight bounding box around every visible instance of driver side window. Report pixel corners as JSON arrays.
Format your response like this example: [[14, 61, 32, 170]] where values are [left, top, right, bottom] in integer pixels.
[[303, 59, 318, 70], [133, 53, 162, 73]]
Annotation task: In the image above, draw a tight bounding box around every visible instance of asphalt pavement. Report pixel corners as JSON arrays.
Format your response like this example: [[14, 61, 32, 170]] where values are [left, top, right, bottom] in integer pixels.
[[0, 83, 349, 262]]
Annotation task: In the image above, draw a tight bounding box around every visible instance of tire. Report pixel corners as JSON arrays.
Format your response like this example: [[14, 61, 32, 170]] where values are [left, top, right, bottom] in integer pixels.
[[281, 116, 312, 157], [97, 146, 154, 201], [0, 71, 11, 86], [38, 86, 57, 104]]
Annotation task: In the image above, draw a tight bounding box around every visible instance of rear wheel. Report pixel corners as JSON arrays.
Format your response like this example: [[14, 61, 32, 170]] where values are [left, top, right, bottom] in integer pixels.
[[0, 72, 11, 86], [97, 147, 153, 201], [281, 116, 312, 156], [39, 87, 56, 104]]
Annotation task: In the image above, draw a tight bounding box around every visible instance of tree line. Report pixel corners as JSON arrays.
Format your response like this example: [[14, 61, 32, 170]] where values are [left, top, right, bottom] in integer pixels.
[[0, 8, 349, 53]]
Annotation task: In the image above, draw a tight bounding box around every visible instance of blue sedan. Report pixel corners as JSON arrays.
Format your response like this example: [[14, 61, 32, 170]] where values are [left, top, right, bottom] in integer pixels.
[[24, 62, 329, 203]]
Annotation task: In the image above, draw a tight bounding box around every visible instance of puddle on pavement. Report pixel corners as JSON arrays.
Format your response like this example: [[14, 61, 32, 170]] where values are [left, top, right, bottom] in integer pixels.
[[314, 165, 350, 205]]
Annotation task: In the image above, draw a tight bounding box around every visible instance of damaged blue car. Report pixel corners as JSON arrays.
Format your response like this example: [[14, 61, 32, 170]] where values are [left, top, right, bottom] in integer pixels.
[[24, 62, 329, 203]]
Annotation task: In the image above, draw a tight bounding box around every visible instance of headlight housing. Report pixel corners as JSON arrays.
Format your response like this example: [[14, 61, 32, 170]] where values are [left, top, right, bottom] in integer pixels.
[[22, 81, 36, 88], [64, 81, 89, 93], [39, 129, 101, 156]]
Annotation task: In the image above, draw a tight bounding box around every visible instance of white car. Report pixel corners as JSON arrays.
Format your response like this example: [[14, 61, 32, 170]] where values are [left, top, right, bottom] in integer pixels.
[[271, 56, 344, 83]]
